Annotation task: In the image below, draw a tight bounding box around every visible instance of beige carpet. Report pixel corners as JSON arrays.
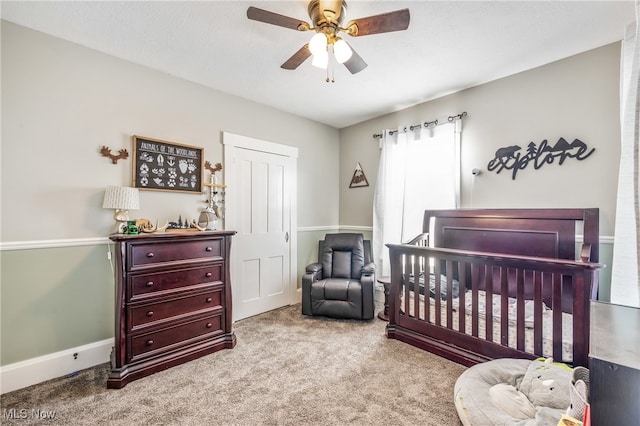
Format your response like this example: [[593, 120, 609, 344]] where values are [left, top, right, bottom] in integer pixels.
[[1, 302, 466, 425]]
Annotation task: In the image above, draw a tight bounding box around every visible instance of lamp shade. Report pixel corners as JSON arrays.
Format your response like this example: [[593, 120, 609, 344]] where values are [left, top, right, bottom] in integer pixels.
[[309, 32, 327, 55], [333, 39, 352, 64], [312, 50, 329, 69], [102, 186, 140, 210]]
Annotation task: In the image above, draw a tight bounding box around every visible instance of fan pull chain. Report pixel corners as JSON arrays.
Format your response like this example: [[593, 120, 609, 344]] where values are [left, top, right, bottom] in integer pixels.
[[326, 45, 335, 83]]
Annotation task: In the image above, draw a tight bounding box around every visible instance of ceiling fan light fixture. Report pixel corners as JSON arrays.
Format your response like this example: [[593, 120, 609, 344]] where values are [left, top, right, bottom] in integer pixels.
[[333, 38, 352, 64], [247, 1, 411, 78], [311, 50, 329, 69], [309, 32, 328, 55]]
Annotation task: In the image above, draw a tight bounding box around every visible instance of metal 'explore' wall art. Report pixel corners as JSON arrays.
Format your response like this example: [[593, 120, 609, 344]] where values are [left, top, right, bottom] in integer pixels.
[[487, 137, 595, 180]]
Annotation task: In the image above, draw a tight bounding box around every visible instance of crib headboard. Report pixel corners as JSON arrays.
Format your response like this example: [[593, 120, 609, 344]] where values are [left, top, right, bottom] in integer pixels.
[[423, 208, 600, 309], [423, 208, 599, 262]]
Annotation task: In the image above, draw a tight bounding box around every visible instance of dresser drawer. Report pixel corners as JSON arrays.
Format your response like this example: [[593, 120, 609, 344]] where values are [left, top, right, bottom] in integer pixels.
[[129, 264, 222, 300], [129, 314, 223, 361], [129, 288, 223, 331], [128, 238, 223, 269]]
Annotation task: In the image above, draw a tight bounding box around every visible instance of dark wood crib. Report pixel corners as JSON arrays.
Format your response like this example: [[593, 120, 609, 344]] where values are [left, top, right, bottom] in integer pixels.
[[385, 208, 604, 368]]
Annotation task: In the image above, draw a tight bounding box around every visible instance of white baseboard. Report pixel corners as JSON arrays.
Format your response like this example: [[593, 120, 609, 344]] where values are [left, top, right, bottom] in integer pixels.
[[1, 338, 114, 394], [294, 286, 302, 304]]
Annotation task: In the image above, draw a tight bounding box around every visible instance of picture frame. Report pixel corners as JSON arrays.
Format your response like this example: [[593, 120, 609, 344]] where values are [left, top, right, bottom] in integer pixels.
[[132, 135, 204, 193]]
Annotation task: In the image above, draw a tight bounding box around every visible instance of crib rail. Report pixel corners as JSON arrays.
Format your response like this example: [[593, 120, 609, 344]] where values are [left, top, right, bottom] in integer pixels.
[[386, 243, 603, 367]]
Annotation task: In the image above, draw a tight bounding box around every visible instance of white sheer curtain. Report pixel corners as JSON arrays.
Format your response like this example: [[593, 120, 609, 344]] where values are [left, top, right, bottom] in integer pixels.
[[373, 120, 460, 277], [611, 2, 640, 307]]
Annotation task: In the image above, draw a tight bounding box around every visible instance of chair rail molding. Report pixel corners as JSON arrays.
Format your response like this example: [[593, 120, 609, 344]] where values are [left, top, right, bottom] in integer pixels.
[[0, 237, 109, 251]]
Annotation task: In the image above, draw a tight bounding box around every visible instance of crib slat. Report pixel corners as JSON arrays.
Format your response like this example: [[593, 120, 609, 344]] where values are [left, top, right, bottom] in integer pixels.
[[471, 264, 480, 337], [413, 256, 420, 319], [500, 267, 509, 346], [552, 273, 563, 360], [445, 259, 454, 329], [458, 261, 466, 333], [403, 254, 410, 319], [485, 265, 493, 342], [434, 259, 441, 326], [533, 271, 543, 355], [516, 269, 525, 351], [422, 256, 429, 322], [411, 256, 422, 318]]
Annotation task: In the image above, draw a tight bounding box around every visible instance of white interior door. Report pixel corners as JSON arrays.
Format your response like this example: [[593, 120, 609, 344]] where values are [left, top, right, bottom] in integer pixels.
[[223, 132, 298, 321]]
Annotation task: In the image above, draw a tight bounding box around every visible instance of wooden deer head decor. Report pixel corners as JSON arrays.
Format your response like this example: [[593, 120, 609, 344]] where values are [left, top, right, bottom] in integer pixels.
[[204, 161, 223, 174], [100, 146, 129, 164]]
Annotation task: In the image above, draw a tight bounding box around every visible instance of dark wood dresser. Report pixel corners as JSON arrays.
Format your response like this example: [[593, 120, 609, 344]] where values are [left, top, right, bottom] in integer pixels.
[[107, 231, 236, 389]]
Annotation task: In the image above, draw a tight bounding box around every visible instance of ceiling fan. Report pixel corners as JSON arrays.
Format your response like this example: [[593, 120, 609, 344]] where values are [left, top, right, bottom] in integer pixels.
[[247, 0, 410, 79]]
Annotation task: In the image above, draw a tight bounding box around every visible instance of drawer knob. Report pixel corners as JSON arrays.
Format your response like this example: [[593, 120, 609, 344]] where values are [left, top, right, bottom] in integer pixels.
[[205, 247, 212, 252], [146, 311, 154, 317], [206, 297, 213, 303], [206, 323, 213, 328], [146, 252, 154, 258], [146, 340, 154, 346], [205, 272, 212, 278], [146, 281, 154, 287]]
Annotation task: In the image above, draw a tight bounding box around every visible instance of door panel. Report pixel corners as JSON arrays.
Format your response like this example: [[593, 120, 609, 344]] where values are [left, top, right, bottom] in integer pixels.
[[225, 133, 296, 321], [240, 258, 260, 302]]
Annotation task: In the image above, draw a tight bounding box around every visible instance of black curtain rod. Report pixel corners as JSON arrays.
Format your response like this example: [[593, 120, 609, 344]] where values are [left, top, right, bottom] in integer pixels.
[[372, 111, 467, 139]]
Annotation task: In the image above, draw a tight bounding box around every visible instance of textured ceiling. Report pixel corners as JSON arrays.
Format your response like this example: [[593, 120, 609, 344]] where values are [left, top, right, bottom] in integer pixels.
[[1, 1, 635, 128]]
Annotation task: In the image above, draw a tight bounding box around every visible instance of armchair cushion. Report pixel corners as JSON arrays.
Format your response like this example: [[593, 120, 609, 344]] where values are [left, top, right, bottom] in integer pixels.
[[321, 233, 364, 279], [311, 279, 363, 319]]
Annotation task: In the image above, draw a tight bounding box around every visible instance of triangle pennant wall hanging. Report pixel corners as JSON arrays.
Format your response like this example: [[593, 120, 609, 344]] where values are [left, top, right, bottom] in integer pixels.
[[349, 162, 369, 188]]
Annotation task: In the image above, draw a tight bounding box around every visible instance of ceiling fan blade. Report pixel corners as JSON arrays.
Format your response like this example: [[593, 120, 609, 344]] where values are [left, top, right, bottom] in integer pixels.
[[343, 45, 367, 74], [346, 8, 410, 36], [281, 44, 312, 70], [247, 6, 310, 31]]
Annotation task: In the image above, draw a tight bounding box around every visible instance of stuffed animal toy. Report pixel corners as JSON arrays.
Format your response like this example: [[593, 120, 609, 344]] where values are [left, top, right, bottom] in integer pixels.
[[489, 358, 572, 421], [567, 366, 589, 421], [520, 358, 572, 409]]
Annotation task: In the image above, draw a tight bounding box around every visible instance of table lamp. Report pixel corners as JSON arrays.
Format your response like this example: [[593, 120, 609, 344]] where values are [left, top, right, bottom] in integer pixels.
[[102, 186, 140, 233]]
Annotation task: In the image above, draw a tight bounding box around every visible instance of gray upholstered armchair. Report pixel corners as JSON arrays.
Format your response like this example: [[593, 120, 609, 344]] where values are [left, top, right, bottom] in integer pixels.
[[301, 233, 376, 320]]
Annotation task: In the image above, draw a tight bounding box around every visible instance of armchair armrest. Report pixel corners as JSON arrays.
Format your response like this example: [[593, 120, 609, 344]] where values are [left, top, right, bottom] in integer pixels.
[[362, 262, 375, 276], [302, 263, 323, 287], [360, 270, 376, 320], [306, 262, 322, 274]]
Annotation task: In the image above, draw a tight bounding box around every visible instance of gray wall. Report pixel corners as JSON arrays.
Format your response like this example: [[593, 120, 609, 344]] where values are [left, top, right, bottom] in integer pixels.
[[339, 43, 620, 235], [1, 21, 339, 241], [338, 43, 621, 300]]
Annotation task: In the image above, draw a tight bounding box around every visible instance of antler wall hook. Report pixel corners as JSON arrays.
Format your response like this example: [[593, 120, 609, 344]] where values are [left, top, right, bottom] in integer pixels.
[[100, 146, 129, 164], [204, 161, 223, 173]]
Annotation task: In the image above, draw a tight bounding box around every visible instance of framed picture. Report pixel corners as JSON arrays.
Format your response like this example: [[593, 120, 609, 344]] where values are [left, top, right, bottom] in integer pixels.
[[132, 135, 203, 193]]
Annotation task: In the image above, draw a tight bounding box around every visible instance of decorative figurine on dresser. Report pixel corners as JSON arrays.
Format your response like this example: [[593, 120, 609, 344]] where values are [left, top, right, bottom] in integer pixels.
[[107, 230, 236, 389]]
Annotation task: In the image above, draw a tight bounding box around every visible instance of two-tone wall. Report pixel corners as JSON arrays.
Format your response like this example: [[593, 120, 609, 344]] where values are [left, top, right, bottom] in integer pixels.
[[1, 20, 623, 393], [339, 43, 621, 300], [0, 21, 340, 392]]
